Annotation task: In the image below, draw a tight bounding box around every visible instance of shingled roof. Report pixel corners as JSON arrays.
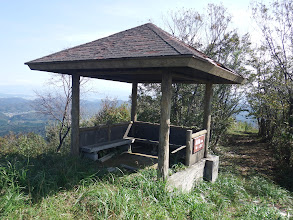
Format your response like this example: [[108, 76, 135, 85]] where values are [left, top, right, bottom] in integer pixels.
[[26, 23, 244, 84]]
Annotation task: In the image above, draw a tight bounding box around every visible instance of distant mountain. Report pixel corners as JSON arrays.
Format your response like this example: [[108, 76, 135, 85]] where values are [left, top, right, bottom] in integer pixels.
[[0, 97, 33, 113], [0, 97, 127, 136], [0, 92, 36, 99], [80, 99, 128, 119]]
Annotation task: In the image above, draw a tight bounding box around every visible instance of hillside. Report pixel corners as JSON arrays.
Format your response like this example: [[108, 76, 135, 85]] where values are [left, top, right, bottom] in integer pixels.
[[0, 97, 32, 113], [0, 131, 292, 219], [0, 97, 128, 136]]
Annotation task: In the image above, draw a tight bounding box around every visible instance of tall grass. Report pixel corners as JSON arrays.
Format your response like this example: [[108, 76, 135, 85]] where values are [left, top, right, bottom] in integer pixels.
[[0, 133, 292, 219]]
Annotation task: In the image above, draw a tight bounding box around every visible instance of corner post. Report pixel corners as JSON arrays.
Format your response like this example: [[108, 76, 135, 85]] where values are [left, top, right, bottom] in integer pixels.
[[185, 130, 193, 166], [71, 74, 80, 156], [158, 73, 172, 180], [203, 83, 213, 158], [131, 82, 138, 122]]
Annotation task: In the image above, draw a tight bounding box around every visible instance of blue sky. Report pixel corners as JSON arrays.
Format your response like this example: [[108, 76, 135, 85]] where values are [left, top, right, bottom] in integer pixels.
[[0, 0, 262, 100]]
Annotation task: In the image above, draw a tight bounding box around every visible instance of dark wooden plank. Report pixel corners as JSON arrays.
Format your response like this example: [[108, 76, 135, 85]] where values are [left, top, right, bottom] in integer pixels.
[[79, 122, 130, 132], [126, 137, 181, 148], [131, 82, 138, 122], [129, 121, 188, 146]]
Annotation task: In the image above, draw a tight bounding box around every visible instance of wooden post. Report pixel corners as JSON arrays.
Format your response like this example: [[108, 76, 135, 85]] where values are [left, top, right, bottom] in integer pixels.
[[158, 73, 172, 180], [131, 82, 138, 122], [203, 83, 213, 158], [71, 74, 80, 156], [185, 130, 193, 166]]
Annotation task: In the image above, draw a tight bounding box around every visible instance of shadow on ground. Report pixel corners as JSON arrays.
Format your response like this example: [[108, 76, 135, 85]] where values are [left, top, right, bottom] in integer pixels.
[[218, 132, 293, 192]]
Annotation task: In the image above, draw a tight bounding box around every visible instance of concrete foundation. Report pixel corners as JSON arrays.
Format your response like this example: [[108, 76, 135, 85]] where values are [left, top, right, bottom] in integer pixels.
[[204, 155, 219, 182], [167, 155, 219, 192]]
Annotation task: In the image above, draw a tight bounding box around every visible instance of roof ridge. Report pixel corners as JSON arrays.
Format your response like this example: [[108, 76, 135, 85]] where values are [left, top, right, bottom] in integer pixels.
[[145, 23, 182, 55], [145, 23, 208, 58]]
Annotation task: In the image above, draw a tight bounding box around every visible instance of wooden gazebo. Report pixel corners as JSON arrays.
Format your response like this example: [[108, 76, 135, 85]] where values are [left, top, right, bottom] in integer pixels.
[[26, 23, 244, 179]]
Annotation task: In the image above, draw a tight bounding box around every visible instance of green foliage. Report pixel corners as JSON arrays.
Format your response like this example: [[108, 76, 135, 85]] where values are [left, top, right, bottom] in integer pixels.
[[137, 84, 161, 123], [45, 122, 71, 153], [0, 133, 48, 157], [90, 99, 130, 125], [247, 0, 293, 166], [138, 4, 251, 147]]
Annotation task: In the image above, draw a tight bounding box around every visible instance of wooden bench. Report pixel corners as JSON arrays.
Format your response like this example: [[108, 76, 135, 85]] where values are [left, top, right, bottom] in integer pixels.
[[79, 121, 200, 162], [79, 122, 132, 161], [81, 139, 132, 153], [81, 139, 132, 161]]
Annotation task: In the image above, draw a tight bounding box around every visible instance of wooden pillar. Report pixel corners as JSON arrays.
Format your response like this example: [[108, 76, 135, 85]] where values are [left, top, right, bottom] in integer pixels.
[[71, 74, 80, 156], [158, 73, 172, 180], [131, 82, 138, 122], [203, 83, 213, 158], [185, 130, 193, 166]]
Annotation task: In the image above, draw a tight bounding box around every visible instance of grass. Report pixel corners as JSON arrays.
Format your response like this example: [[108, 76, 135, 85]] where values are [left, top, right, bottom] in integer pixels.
[[228, 121, 258, 135], [0, 133, 292, 219]]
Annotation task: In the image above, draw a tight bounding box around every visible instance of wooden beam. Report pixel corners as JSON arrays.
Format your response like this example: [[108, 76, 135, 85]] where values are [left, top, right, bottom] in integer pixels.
[[158, 72, 172, 180], [203, 83, 213, 158], [191, 129, 207, 139], [26, 55, 191, 71], [71, 74, 80, 156], [131, 82, 138, 122], [171, 145, 186, 154]]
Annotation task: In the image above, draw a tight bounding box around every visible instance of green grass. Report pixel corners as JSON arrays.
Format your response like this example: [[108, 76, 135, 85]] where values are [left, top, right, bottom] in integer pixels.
[[0, 133, 292, 219], [228, 121, 258, 135]]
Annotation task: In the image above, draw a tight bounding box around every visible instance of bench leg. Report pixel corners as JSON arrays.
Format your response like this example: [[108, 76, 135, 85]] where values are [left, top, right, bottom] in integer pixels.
[[83, 152, 99, 161]]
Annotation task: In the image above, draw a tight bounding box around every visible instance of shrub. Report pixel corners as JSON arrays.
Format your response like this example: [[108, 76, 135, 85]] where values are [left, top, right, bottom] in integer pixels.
[[0, 132, 49, 157], [91, 99, 130, 125]]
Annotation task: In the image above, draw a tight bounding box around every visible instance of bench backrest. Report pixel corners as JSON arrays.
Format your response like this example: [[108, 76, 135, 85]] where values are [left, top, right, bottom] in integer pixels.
[[79, 123, 129, 147], [129, 121, 191, 146]]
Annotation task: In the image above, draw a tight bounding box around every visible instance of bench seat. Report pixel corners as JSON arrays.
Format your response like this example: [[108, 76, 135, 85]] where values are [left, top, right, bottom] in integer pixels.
[[80, 139, 132, 153]]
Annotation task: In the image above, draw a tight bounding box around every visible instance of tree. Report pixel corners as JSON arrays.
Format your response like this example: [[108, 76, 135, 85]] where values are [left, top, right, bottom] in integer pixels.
[[34, 74, 88, 152], [247, 0, 293, 165], [90, 98, 130, 126], [138, 4, 251, 146], [251, 0, 293, 130]]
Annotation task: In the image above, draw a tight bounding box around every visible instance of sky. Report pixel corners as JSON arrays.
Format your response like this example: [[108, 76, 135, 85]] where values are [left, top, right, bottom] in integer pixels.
[[0, 0, 266, 101]]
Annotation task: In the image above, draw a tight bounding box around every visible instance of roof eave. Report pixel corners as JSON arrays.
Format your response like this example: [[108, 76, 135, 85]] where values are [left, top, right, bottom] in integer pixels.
[[187, 57, 245, 84], [25, 55, 244, 84], [25, 55, 192, 71]]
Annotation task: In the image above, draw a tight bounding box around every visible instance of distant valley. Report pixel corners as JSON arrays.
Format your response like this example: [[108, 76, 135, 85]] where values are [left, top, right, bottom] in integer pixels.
[[0, 96, 127, 136], [0, 95, 256, 137]]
